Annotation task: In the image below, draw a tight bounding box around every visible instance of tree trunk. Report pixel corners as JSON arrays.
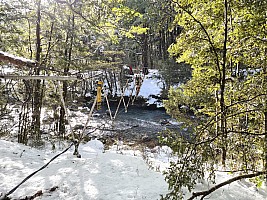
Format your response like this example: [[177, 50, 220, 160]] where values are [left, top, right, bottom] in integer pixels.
[[159, 30, 163, 59], [142, 24, 149, 75], [162, 28, 167, 60], [32, 0, 42, 140], [265, 111, 267, 183], [221, 0, 228, 166], [27, 18, 33, 59], [18, 101, 30, 144], [264, 49, 267, 184], [43, 7, 55, 66], [59, 14, 74, 136]]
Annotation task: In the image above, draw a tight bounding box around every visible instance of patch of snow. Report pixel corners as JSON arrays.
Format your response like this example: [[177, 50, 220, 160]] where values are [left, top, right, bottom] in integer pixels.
[[0, 139, 168, 200], [85, 92, 91, 97], [1, 139, 267, 200], [0, 51, 35, 64], [123, 65, 129, 70], [0, 65, 15, 73], [84, 138, 104, 153], [121, 69, 164, 107], [139, 74, 163, 99]]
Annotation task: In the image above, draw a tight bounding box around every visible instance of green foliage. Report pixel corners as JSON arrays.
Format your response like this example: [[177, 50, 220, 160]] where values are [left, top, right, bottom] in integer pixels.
[[159, 129, 217, 200], [158, 59, 191, 92], [161, 0, 267, 199], [125, 26, 148, 38], [250, 175, 264, 188]]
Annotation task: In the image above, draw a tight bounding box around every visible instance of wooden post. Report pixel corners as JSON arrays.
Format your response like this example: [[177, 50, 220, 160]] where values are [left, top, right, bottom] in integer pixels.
[[96, 80, 103, 110]]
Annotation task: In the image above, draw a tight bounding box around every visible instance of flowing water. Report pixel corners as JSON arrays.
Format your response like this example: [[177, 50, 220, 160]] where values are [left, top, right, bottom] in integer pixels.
[[93, 105, 180, 144]]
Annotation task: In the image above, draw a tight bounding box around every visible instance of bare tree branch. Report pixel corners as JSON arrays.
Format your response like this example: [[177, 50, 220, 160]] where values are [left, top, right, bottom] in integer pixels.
[[188, 171, 266, 200], [226, 93, 267, 109], [227, 130, 266, 136], [3, 143, 74, 198]]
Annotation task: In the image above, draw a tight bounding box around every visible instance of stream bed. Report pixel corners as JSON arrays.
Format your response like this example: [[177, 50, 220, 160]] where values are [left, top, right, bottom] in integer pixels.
[[89, 105, 181, 147]]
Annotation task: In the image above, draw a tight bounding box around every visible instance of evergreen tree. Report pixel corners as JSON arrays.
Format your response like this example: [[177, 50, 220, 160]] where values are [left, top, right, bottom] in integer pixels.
[[162, 0, 267, 199]]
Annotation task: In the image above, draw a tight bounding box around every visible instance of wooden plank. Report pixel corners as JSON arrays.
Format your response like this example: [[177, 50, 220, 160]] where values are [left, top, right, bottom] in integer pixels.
[[0, 74, 79, 80]]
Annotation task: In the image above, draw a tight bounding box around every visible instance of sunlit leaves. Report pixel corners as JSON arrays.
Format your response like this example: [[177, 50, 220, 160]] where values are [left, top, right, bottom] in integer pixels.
[[162, 0, 267, 199], [125, 26, 148, 38], [112, 5, 142, 21]]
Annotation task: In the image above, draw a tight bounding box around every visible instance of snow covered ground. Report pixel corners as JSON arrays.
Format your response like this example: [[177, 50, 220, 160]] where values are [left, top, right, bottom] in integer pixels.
[[0, 139, 168, 200], [1, 139, 267, 200]]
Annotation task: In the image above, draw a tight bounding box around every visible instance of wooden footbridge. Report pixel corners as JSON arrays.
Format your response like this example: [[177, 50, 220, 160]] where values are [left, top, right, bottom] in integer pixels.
[[0, 50, 145, 115]]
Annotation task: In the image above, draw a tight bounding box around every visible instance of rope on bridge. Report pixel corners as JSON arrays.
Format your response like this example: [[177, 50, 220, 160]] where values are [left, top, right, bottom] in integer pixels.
[[104, 73, 145, 121], [54, 80, 98, 158], [113, 79, 129, 120]]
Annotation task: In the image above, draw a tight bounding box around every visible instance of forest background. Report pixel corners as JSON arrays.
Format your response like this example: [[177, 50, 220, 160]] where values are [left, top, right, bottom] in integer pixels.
[[1, 0, 267, 200]]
